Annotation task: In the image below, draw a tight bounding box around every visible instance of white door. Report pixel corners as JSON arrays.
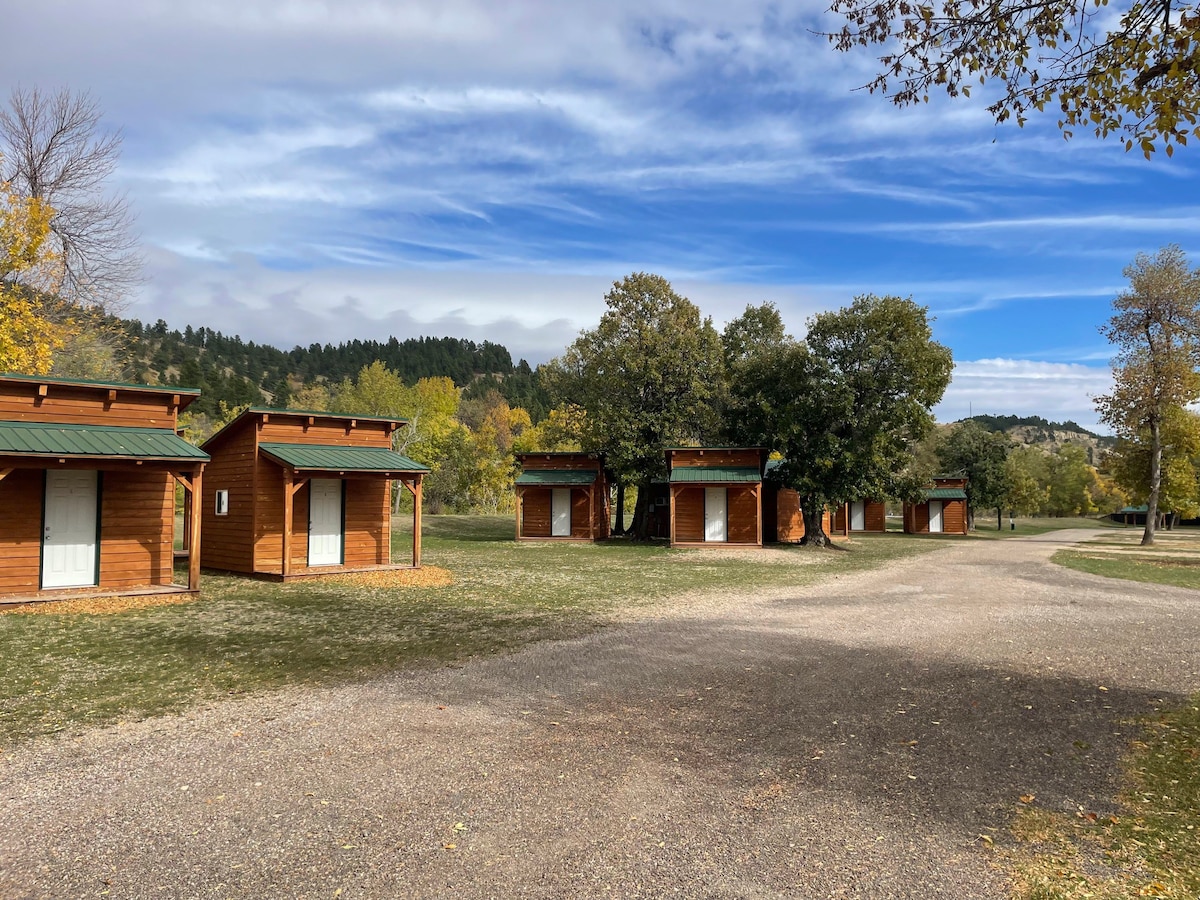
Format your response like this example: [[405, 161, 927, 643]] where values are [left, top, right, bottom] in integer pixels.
[[308, 479, 343, 566], [551, 488, 571, 537], [928, 500, 944, 534], [850, 500, 866, 531], [42, 470, 99, 589], [704, 487, 727, 542]]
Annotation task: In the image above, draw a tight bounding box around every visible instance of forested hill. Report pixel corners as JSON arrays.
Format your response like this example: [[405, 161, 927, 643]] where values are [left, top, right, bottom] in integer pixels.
[[122, 318, 549, 421], [962, 414, 1116, 454]]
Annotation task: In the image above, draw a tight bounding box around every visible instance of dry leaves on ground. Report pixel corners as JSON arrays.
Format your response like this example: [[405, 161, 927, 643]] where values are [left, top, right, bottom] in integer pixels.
[[0, 592, 197, 617], [322, 567, 454, 589]]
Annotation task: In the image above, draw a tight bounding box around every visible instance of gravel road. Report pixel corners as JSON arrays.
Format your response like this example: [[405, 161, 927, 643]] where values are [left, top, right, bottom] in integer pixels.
[[3, 530, 1199, 899]]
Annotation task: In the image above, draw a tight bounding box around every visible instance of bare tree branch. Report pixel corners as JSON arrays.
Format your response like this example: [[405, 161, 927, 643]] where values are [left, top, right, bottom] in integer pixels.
[[0, 86, 140, 310]]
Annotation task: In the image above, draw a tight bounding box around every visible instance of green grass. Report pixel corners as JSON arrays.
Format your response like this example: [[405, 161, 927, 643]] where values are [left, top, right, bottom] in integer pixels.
[[1008, 696, 1200, 900], [1053, 550, 1200, 590], [0, 515, 936, 747]]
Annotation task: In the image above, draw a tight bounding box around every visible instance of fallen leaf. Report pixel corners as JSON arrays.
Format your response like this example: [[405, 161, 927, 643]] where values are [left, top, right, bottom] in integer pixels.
[[1020, 794, 1036, 804], [443, 842, 456, 850]]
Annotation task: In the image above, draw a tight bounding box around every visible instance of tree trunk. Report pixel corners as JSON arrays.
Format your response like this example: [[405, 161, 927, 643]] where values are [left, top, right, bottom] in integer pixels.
[[630, 481, 650, 541], [1143, 418, 1161, 546], [799, 500, 828, 547], [997, 507, 1002, 531], [966, 506, 975, 531], [613, 482, 626, 535]]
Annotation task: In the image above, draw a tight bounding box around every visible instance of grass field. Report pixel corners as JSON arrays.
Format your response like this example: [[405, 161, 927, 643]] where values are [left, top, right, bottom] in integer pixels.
[[1053, 527, 1200, 590], [0, 516, 937, 747]]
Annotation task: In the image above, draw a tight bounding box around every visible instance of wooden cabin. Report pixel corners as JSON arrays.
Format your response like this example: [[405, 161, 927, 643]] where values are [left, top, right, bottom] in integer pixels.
[[200, 408, 428, 579], [762, 485, 839, 542], [833, 499, 888, 533], [0, 373, 208, 601], [666, 448, 767, 547], [903, 477, 969, 534], [514, 452, 610, 541]]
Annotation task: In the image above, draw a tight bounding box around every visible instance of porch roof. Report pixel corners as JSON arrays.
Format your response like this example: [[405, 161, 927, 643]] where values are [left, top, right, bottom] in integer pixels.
[[515, 469, 598, 486], [0, 421, 209, 462], [669, 466, 761, 484], [924, 487, 967, 500], [259, 442, 429, 474]]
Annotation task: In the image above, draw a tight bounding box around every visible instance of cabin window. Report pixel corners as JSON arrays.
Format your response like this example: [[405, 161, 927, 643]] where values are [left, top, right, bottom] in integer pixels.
[[215, 490, 229, 516]]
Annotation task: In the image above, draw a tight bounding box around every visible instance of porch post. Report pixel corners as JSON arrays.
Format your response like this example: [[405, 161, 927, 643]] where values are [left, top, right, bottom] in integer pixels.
[[282, 469, 294, 577], [188, 466, 203, 590], [515, 486, 523, 539], [589, 483, 596, 541], [669, 486, 677, 547], [756, 484, 763, 546], [412, 476, 422, 568]]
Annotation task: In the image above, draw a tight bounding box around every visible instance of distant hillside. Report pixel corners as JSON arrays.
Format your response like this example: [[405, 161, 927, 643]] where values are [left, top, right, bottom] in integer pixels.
[[961, 414, 1115, 464], [120, 318, 550, 421]]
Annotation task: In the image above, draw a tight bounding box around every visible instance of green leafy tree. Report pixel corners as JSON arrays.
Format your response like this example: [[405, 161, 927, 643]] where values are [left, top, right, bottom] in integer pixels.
[[1005, 445, 1051, 515], [1095, 245, 1200, 544], [730, 294, 953, 545], [1109, 406, 1200, 524], [939, 420, 1013, 529], [1046, 444, 1098, 515], [828, 0, 1200, 155], [543, 273, 725, 538]]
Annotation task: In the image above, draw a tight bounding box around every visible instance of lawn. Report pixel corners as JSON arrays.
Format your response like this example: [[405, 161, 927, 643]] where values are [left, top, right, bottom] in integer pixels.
[[1052, 526, 1200, 590], [970, 515, 1116, 538], [0, 515, 936, 747]]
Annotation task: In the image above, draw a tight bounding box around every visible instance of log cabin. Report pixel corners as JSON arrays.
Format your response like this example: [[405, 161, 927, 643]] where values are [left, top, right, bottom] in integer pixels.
[[761, 461, 843, 542], [0, 373, 208, 601], [666, 448, 767, 547], [903, 477, 969, 534], [514, 452, 610, 541], [200, 408, 429, 579], [832, 499, 888, 533]]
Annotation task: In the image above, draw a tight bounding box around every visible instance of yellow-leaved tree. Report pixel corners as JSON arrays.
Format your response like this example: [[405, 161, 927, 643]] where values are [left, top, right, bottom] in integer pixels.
[[0, 173, 65, 373]]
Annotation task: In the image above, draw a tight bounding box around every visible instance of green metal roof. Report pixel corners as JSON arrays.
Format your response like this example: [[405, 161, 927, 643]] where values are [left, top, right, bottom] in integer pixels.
[[515, 469, 599, 486], [670, 466, 761, 484], [924, 487, 967, 500], [259, 442, 429, 473], [0, 421, 209, 461]]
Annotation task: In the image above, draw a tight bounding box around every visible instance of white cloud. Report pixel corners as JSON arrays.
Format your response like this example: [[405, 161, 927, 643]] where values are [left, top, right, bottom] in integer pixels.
[[937, 359, 1113, 432]]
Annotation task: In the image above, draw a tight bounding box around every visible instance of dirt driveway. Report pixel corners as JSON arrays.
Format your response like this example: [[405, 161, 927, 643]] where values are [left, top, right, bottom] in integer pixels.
[[3, 530, 1199, 899]]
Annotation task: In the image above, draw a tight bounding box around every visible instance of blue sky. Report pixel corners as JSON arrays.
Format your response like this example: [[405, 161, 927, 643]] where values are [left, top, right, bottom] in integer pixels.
[[6, 0, 1198, 431]]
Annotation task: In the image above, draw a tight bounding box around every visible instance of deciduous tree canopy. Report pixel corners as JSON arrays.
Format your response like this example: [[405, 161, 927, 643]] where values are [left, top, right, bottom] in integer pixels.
[[828, 0, 1200, 154]]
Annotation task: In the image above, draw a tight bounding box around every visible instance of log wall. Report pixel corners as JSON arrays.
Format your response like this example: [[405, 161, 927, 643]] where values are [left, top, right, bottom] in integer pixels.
[[98, 470, 174, 589], [200, 423, 257, 573], [727, 486, 759, 545], [0, 470, 43, 594]]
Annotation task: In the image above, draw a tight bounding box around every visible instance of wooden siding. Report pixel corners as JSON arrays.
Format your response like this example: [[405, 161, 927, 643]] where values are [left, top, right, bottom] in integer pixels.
[[0, 381, 180, 430], [0, 469, 44, 594], [344, 479, 390, 567], [727, 485, 760, 544], [673, 487, 705, 543], [254, 455, 289, 571], [257, 418, 393, 448], [766, 486, 837, 543], [521, 488, 552, 538], [942, 499, 967, 534], [199, 421, 257, 573], [669, 448, 763, 469], [903, 498, 968, 534], [570, 488, 591, 539], [98, 470, 174, 589], [517, 453, 601, 472]]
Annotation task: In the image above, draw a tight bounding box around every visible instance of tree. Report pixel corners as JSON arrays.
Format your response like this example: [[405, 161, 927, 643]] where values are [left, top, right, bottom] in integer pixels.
[[730, 294, 953, 545], [543, 273, 726, 538], [0, 174, 64, 373], [1005, 445, 1051, 515], [939, 420, 1013, 529], [1109, 405, 1200, 524], [1045, 443, 1099, 515], [828, 0, 1200, 155], [0, 87, 139, 309], [1095, 245, 1200, 544]]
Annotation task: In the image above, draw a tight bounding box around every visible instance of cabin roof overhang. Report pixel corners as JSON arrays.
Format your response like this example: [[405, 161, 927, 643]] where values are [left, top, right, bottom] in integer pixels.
[[923, 487, 967, 500], [259, 442, 428, 474], [0, 421, 210, 463], [668, 466, 762, 484], [514, 469, 599, 486]]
